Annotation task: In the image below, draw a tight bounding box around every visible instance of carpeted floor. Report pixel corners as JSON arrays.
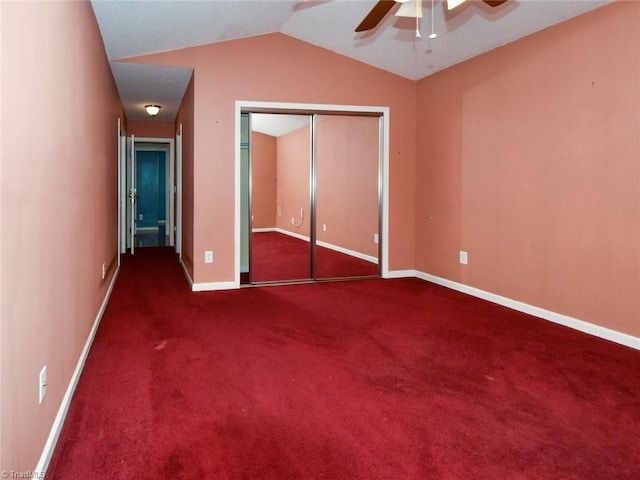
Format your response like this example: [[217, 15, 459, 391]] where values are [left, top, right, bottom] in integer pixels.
[[47, 247, 640, 479]]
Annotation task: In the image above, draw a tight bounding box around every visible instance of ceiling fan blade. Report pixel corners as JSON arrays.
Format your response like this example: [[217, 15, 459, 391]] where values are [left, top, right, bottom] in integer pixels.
[[355, 0, 397, 32], [483, 0, 508, 6]]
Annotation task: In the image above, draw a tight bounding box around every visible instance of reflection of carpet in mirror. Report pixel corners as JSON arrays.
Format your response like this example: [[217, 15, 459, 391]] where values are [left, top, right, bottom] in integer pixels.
[[251, 231, 378, 282]]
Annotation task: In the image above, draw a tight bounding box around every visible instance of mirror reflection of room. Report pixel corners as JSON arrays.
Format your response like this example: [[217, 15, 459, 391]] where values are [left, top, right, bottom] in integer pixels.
[[248, 113, 380, 284], [250, 114, 312, 283], [315, 115, 380, 279]]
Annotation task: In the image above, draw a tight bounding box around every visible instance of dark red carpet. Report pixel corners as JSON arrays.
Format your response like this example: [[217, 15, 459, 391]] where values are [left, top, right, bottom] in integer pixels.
[[47, 247, 640, 479], [251, 231, 378, 282]]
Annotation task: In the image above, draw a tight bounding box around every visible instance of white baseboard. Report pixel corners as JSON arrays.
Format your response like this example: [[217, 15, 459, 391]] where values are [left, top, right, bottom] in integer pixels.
[[415, 271, 640, 351], [180, 258, 194, 288], [192, 281, 237, 292], [385, 269, 417, 279], [36, 266, 120, 476], [251, 227, 277, 233], [181, 259, 237, 291]]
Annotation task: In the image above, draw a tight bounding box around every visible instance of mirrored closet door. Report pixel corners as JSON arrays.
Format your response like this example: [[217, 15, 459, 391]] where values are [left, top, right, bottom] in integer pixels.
[[242, 111, 381, 285], [314, 114, 380, 280]]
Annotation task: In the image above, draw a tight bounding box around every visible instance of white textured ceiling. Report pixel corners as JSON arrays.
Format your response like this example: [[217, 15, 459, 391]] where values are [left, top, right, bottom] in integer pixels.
[[110, 62, 193, 121], [91, 0, 613, 124], [251, 114, 312, 137]]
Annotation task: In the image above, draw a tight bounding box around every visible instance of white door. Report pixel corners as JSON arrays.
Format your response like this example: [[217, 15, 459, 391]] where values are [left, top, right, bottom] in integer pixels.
[[128, 135, 137, 254]]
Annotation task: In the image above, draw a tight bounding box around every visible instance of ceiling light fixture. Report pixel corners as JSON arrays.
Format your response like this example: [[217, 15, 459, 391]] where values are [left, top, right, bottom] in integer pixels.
[[145, 104, 161, 117]]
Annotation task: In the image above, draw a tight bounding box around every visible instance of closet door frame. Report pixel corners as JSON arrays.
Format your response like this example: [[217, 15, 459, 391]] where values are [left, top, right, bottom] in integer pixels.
[[234, 101, 390, 288]]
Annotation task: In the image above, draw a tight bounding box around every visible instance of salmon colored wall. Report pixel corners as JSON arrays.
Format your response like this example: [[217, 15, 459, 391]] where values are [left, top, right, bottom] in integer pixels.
[[250, 132, 277, 229], [0, 0, 4, 467], [276, 125, 311, 238], [128, 119, 175, 139], [316, 116, 380, 258], [175, 75, 195, 277], [415, 1, 639, 337], [1, 1, 121, 472], [124, 33, 417, 284]]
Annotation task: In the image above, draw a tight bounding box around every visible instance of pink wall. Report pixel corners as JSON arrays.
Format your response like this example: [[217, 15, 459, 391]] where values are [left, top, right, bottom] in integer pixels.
[[415, 1, 639, 337], [0, 0, 4, 466], [276, 125, 311, 238], [1, 1, 122, 472], [127, 119, 175, 138], [250, 132, 277, 229], [124, 33, 417, 284], [175, 75, 195, 277]]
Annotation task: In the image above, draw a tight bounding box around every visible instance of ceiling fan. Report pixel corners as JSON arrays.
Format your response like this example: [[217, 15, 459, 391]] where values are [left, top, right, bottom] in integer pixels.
[[355, 0, 508, 32]]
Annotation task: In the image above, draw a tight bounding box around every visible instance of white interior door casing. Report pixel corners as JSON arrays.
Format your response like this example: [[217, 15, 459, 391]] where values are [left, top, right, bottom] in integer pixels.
[[122, 135, 180, 256], [176, 124, 183, 257], [117, 119, 125, 259]]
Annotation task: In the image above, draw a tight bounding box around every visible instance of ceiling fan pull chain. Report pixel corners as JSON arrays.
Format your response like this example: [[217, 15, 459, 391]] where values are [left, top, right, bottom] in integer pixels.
[[429, 0, 438, 39], [416, 15, 421, 38]]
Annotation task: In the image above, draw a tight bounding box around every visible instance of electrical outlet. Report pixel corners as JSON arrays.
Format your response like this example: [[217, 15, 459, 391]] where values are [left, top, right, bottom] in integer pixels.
[[204, 251, 213, 264], [39, 366, 47, 404], [323, 224, 327, 232], [138, 214, 143, 221], [101, 262, 106, 280], [374, 233, 379, 244], [459, 251, 468, 265]]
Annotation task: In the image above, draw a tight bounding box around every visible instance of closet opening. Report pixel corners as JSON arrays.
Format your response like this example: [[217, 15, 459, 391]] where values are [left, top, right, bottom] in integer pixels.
[[235, 102, 389, 286]]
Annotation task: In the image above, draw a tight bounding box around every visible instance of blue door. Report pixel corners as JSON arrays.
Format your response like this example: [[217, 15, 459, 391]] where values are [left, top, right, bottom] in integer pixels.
[[136, 151, 166, 231]]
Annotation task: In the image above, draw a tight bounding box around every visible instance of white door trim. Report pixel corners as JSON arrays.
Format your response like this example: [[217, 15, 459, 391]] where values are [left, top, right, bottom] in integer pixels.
[[117, 119, 127, 261], [176, 125, 183, 258]]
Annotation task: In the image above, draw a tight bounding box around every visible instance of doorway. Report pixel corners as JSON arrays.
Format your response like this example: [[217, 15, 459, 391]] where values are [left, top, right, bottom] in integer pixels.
[[236, 102, 389, 286], [135, 149, 168, 247], [121, 136, 176, 254]]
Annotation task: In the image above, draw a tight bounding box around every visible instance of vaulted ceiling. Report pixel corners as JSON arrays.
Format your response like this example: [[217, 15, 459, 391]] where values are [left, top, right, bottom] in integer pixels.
[[91, 0, 613, 124]]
